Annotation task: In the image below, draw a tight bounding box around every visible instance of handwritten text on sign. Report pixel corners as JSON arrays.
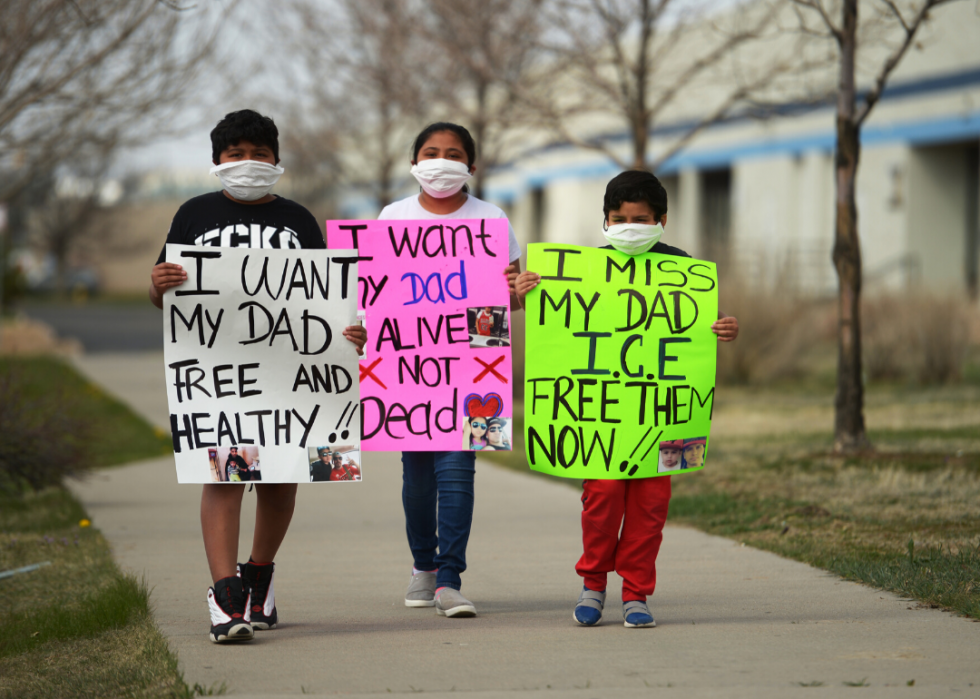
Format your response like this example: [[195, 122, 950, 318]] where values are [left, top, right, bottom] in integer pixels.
[[523, 244, 718, 479], [326, 220, 513, 452], [163, 244, 361, 483]]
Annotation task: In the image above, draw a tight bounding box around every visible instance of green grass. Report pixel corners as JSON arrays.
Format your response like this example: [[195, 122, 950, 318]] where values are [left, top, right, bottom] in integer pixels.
[[0, 487, 88, 533], [0, 358, 207, 698], [667, 490, 980, 618], [0, 573, 149, 658], [0, 489, 200, 699], [831, 542, 980, 618], [0, 356, 171, 469]]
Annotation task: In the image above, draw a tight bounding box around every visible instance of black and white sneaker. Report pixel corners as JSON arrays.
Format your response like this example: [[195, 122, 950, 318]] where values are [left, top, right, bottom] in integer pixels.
[[240, 560, 278, 630], [208, 576, 253, 643]]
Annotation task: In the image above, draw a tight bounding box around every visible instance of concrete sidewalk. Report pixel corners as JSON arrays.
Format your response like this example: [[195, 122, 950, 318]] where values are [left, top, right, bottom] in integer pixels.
[[70, 353, 980, 698]]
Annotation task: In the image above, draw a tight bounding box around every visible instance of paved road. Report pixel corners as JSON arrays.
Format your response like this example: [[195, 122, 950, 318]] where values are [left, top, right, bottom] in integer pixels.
[[21, 301, 162, 353], [69, 354, 980, 698]]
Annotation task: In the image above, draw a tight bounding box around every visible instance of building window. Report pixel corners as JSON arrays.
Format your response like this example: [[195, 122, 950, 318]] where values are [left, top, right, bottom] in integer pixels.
[[530, 186, 546, 244], [700, 168, 731, 265]]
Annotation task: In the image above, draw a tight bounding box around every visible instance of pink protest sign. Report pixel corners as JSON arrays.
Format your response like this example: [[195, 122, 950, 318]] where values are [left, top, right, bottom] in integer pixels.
[[326, 219, 514, 452]]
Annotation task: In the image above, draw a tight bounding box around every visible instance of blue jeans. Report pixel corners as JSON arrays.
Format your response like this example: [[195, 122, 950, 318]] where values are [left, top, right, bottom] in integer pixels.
[[401, 451, 476, 591]]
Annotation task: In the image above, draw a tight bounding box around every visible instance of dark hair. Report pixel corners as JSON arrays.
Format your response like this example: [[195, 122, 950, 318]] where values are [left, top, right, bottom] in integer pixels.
[[603, 170, 668, 221], [411, 122, 476, 166], [210, 109, 280, 164]]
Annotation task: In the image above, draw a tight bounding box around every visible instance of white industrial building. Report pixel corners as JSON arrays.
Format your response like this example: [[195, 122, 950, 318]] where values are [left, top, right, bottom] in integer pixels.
[[485, 2, 980, 299]]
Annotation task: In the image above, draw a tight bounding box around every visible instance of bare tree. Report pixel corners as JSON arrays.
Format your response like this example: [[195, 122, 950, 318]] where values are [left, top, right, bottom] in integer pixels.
[[275, 116, 347, 222], [420, 0, 546, 198], [30, 145, 117, 292], [519, 0, 811, 172], [282, 0, 438, 209], [789, 0, 961, 452], [0, 0, 224, 202]]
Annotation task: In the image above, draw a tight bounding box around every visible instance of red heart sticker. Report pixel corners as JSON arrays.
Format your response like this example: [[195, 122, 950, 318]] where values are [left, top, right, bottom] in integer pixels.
[[464, 393, 503, 419]]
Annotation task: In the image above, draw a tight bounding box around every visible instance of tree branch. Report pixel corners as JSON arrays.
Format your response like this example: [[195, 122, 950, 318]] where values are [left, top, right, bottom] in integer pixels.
[[789, 0, 844, 42], [855, 0, 955, 125]]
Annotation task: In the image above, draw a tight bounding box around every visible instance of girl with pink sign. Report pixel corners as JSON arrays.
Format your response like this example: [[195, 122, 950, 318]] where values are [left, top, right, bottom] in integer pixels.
[[378, 122, 523, 619]]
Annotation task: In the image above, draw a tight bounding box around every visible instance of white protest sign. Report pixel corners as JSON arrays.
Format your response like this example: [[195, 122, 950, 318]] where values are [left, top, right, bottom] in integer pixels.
[[163, 244, 361, 484]]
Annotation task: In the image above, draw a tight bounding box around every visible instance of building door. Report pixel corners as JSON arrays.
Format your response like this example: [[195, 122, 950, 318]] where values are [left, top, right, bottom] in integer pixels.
[[908, 140, 980, 296]]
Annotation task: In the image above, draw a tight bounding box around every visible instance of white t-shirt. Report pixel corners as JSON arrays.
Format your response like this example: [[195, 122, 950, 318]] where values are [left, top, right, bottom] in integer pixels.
[[378, 194, 522, 264]]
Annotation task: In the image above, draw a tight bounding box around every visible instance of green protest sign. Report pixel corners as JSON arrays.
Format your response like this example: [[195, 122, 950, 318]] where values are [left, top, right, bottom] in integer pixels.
[[523, 243, 718, 479]]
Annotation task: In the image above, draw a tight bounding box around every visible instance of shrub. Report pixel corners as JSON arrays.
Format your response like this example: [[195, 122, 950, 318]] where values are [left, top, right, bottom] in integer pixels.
[[863, 293, 972, 384], [715, 283, 826, 385], [0, 368, 93, 495]]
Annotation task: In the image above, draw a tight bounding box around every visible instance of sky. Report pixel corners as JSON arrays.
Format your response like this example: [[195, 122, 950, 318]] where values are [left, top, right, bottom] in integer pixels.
[[113, 0, 291, 177]]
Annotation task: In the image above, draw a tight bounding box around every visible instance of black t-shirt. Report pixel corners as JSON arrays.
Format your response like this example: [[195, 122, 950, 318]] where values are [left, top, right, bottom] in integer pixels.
[[156, 191, 325, 264], [600, 242, 691, 258], [310, 460, 332, 482]]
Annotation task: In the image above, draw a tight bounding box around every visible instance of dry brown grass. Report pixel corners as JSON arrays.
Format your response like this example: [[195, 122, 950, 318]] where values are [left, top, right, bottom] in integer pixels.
[[863, 293, 974, 384], [0, 317, 81, 356], [672, 379, 980, 581], [671, 418, 980, 617], [715, 284, 830, 385]]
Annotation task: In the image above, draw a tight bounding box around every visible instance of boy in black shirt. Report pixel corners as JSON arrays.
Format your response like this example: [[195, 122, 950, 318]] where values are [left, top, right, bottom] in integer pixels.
[[150, 110, 366, 643], [310, 447, 333, 482]]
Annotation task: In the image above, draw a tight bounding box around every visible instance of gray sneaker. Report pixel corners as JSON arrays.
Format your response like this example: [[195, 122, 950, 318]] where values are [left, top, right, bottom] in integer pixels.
[[623, 600, 656, 628], [405, 572, 437, 607], [434, 587, 477, 618]]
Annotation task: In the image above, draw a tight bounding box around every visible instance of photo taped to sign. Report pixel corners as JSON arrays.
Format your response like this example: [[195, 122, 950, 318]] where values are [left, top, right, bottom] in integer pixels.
[[308, 445, 362, 482], [468, 305, 510, 348], [209, 445, 262, 482]]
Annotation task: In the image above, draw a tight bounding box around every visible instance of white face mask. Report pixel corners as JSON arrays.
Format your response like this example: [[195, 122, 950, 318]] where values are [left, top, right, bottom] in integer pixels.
[[410, 158, 473, 198], [603, 222, 663, 255], [210, 160, 284, 201]]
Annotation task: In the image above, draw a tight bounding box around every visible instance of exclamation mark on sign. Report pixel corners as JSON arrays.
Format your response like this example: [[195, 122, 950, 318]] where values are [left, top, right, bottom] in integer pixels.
[[618, 428, 663, 477], [329, 402, 355, 443]]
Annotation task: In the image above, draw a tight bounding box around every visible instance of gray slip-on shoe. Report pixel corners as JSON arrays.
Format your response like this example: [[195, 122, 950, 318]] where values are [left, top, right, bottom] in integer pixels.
[[435, 587, 477, 617], [405, 571, 437, 607], [623, 600, 656, 628], [573, 587, 606, 626]]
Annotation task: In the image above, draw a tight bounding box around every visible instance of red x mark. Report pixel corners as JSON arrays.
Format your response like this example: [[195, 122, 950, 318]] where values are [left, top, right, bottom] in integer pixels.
[[359, 357, 387, 389], [473, 355, 507, 384]]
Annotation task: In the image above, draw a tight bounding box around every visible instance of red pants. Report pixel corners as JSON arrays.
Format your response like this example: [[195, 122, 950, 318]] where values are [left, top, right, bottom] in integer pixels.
[[575, 476, 671, 602]]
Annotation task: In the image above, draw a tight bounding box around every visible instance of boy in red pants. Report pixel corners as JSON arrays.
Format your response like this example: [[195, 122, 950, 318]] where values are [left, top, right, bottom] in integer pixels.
[[516, 170, 738, 628]]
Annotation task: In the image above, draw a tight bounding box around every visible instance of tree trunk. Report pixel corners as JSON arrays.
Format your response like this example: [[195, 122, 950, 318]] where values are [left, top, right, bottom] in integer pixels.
[[631, 111, 648, 171], [632, 0, 652, 171], [832, 0, 868, 452], [377, 97, 394, 208], [472, 78, 488, 200]]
